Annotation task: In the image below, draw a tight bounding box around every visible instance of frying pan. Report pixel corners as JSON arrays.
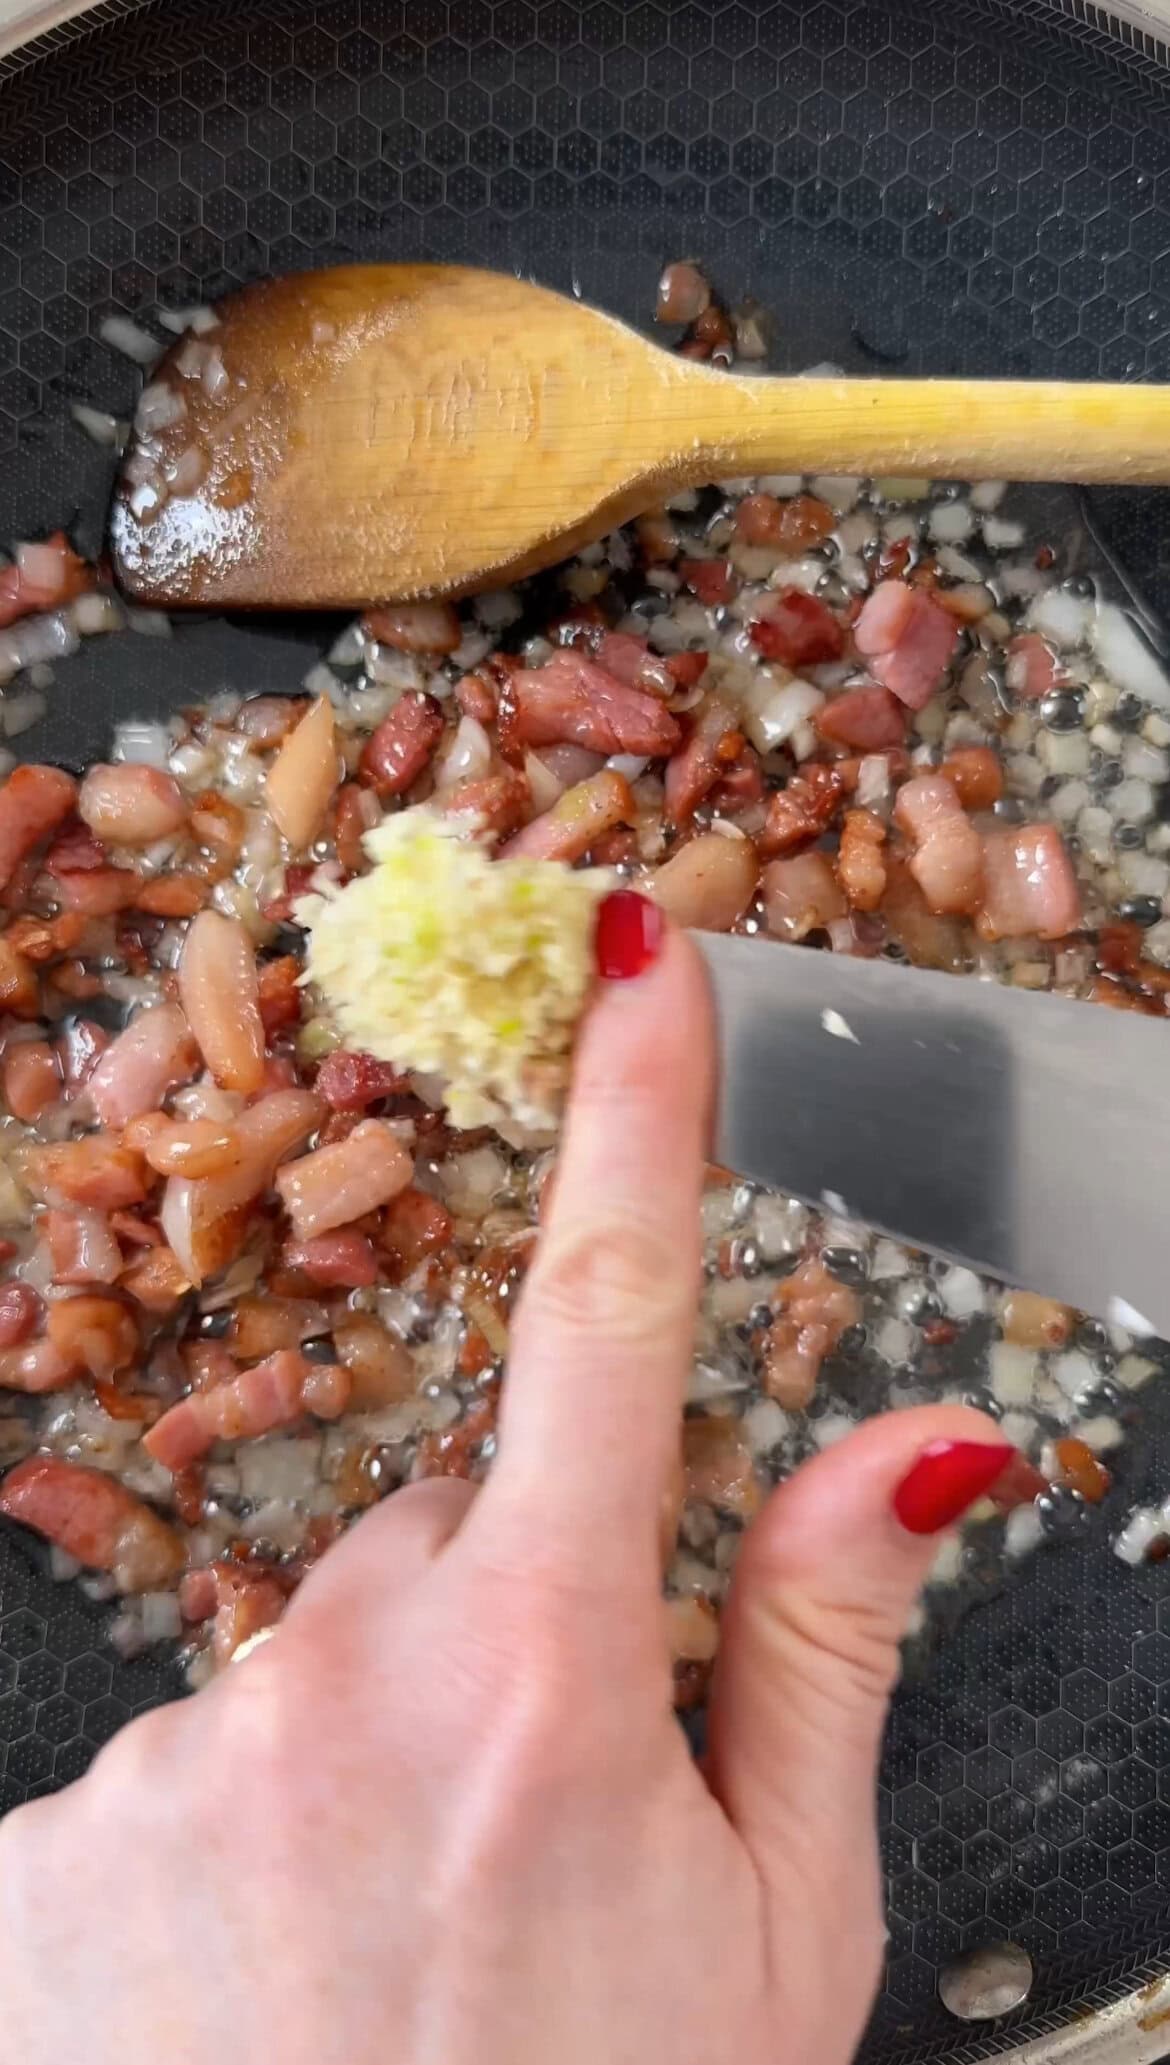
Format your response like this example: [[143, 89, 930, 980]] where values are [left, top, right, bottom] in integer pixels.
[[3, 1, 1170, 2058]]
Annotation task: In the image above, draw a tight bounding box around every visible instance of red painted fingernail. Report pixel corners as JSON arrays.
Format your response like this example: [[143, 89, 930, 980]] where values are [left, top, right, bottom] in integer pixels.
[[892, 1440, 1016, 1535], [595, 890, 663, 980]]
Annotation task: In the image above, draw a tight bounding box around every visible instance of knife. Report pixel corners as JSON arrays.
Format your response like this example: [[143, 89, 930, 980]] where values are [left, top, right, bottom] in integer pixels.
[[696, 932, 1170, 1340]]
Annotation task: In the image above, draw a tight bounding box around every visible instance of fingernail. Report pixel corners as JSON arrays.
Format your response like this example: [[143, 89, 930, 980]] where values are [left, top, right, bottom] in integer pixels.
[[892, 1439, 1015, 1536], [595, 890, 663, 981]]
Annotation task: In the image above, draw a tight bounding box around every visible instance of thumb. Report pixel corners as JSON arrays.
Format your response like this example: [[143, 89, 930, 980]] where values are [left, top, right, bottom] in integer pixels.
[[706, 1406, 1016, 2000]]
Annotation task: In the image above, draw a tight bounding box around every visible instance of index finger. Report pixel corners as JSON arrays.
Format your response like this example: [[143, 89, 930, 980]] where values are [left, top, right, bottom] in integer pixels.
[[473, 909, 713, 1588]]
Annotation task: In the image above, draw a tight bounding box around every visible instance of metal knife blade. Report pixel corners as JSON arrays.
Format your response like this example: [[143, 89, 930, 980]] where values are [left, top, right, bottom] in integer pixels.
[[696, 931, 1170, 1340]]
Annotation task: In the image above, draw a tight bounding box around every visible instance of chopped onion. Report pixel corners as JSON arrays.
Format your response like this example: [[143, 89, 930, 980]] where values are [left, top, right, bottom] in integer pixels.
[[982, 515, 1025, 550], [688, 1350, 753, 1401], [928, 500, 974, 544], [474, 587, 523, 629], [1118, 849, 1170, 898], [13, 611, 78, 667], [71, 402, 126, 448], [109, 1609, 146, 1659], [523, 749, 563, 814], [141, 1591, 183, 1643], [1093, 604, 1170, 710], [450, 627, 491, 671], [1051, 1349, 1095, 1401], [237, 1438, 322, 1506], [813, 1412, 855, 1447], [0, 690, 46, 737], [158, 304, 219, 335], [606, 753, 649, 781], [112, 719, 174, 767], [971, 479, 1007, 511], [873, 1316, 915, 1367], [752, 1192, 808, 1260], [175, 335, 210, 379], [329, 621, 365, 667], [1004, 1503, 1045, 1559], [365, 647, 425, 692], [436, 714, 492, 790], [998, 560, 1048, 600], [165, 445, 208, 497], [742, 1396, 789, 1454], [810, 474, 860, 513], [100, 313, 161, 365], [856, 753, 892, 813], [126, 609, 172, 638], [938, 1266, 984, 1320], [202, 348, 229, 400], [740, 676, 824, 753], [1114, 1505, 1166, 1566], [135, 380, 185, 435], [72, 592, 123, 636]]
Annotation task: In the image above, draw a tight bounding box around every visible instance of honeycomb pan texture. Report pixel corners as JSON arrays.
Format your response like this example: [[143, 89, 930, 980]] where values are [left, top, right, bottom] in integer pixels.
[[5, 3, 1170, 2057]]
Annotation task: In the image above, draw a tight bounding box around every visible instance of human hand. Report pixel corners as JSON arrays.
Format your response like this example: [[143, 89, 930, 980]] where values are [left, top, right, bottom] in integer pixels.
[[0, 902, 1012, 2065]]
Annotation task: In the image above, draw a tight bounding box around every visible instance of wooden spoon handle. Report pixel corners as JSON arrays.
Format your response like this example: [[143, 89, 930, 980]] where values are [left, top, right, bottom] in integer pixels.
[[654, 364, 1170, 486]]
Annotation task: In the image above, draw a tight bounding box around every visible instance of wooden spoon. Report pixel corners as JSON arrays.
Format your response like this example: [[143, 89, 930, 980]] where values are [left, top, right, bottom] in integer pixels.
[[110, 263, 1170, 610]]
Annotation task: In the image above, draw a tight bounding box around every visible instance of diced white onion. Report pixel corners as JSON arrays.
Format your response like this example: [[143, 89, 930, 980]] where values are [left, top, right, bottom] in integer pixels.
[[813, 1412, 855, 1448], [126, 608, 172, 638], [989, 1342, 1038, 1408], [0, 690, 45, 736], [71, 402, 125, 447], [436, 714, 492, 790], [237, 1437, 322, 1505], [521, 750, 562, 815], [72, 592, 122, 637], [1023, 586, 1097, 648], [856, 753, 892, 813], [1118, 849, 1170, 898], [474, 587, 523, 629], [971, 480, 1007, 511], [742, 1396, 790, 1454], [141, 1592, 183, 1642], [135, 380, 185, 434], [158, 303, 219, 335], [13, 612, 78, 667], [873, 1317, 915, 1367], [100, 313, 161, 365], [1116, 1352, 1157, 1390], [938, 1266, 984, 1320], [740, 675, 823, 753], [752, 1193, 808, 1260], [982, 515, 1025, 550], [928, 500, 974, 544], [1114, 1505, 1165, 1566], [1005, 1503, 1045, 1559], [1093, 604, 1170, 710], [112, 719, 174, 767], [1051, 1349, 1095, 1401], [928, 1533, 964, 1586], [202, 349, 229, 400], [1106, 776, 1155, 824], [811, 474, 860, 513]]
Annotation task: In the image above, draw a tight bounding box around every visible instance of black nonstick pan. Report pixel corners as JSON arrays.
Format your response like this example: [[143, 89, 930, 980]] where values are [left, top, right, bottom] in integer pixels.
[[4, 2, 1170, 2058]]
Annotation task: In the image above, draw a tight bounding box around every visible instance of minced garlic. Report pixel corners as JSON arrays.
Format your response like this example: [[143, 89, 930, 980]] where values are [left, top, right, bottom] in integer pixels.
[[298, 810, 610, 1131]]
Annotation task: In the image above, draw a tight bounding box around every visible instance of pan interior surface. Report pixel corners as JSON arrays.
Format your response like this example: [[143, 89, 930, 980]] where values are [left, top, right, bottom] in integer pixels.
[[5, 2, 1170, 2058]]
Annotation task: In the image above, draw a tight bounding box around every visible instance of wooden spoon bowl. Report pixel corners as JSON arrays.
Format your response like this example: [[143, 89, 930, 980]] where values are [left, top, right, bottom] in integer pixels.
[[110, 264, 1170, 610]]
